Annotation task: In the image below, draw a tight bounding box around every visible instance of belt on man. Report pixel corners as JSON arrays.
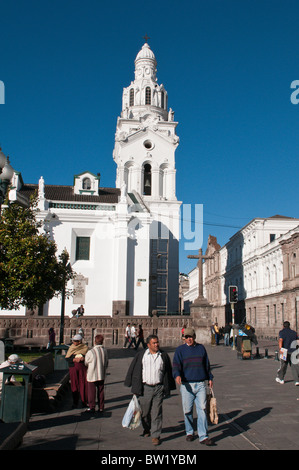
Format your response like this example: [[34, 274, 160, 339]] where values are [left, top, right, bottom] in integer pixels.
[[144, 383, 162, 387]]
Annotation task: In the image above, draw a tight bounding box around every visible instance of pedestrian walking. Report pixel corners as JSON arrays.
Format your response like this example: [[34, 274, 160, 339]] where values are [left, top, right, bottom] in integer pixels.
[[172, 328, 215, 446], [210, 324, 215, 345], [223, 323, 231, 346], [47, 327, 56, 350], [65, 334, 89, 408], [128, 323, 137, 349], [123, 323, 131, 348], [135, 325, 146, 350], [85, 334, 109, 413], [124, 334, 176, 446], [214, 323, 220, 345], [276, 321, 299, 385]]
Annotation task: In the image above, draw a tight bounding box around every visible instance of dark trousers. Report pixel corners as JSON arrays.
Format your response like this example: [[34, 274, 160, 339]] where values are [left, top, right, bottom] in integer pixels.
[[277, 353, 299, 381], [69, 362, 88, 406], [123, 337, 131, 347], [87, 380, 105, 410], [128, 337, 137, 348], [135, 338, 146, 349]]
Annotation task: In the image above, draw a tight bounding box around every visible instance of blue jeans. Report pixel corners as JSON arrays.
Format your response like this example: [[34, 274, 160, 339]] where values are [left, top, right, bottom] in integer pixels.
[[180, 381, 208, 442], [224, 333, 229, 346]]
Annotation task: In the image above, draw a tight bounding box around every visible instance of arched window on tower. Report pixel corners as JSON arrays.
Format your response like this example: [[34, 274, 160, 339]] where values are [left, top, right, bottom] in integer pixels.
[[82, 177, 91, 190], [145, 87, 151, 105], [143, 164, 152, 195], [130, 88, 134, 106], [161, 91, 164, 109]]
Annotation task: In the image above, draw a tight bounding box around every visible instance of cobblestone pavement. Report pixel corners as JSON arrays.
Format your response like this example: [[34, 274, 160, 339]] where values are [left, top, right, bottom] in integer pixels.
[[18, 339, 299, 453]]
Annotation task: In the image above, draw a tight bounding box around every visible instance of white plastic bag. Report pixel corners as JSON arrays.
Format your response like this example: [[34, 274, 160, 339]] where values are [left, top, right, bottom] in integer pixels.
[[122, 395, 142, 429]]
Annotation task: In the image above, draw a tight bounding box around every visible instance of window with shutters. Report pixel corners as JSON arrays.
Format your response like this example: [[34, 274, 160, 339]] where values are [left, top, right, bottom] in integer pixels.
[[145, 87, 151, 105], [130, 88, 134, 106], [76, 236, 90, 261], [82, 177, 91, 190]]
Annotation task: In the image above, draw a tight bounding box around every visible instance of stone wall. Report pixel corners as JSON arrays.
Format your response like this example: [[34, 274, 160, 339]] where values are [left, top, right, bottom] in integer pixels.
[[0, 314, 193, 348]]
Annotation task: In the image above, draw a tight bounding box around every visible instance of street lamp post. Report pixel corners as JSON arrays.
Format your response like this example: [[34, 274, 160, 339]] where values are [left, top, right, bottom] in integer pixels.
[[59, 255, 71, 345], [59, 274, 66, 345]]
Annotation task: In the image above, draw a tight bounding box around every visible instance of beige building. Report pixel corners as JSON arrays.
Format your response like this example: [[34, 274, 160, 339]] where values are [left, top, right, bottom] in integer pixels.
[[183, 216, 299, 338]]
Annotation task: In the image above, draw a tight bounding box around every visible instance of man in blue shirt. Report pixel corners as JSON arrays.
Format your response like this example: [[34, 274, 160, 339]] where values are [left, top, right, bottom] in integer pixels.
[[276, 321, 299, 385], [172, 328, 214, 446]]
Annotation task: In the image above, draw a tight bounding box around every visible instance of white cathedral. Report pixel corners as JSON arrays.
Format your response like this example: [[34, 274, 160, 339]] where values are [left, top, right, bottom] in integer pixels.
[[4, 41, 182, 318]]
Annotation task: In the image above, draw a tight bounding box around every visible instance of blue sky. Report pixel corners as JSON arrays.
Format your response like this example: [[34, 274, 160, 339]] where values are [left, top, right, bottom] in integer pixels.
[[0, 0, 298, 274]]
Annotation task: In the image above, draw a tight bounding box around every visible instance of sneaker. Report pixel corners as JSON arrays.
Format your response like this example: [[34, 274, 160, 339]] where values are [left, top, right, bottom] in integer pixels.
[[85, 407, 95, 413], [276, 377, 284, 384], [186, 435, 194, 442], [295, 382, 299, 386]]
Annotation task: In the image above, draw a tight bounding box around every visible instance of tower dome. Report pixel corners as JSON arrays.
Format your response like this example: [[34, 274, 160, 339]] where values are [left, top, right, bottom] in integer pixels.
[[120, 41, 170, 120], [135, 43, 156, 63], [133, 41, 157, 83]]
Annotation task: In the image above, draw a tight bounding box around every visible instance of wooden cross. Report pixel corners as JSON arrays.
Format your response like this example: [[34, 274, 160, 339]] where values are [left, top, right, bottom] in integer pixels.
[[188, 248, 213, 300], [143, 34, 150, 43]]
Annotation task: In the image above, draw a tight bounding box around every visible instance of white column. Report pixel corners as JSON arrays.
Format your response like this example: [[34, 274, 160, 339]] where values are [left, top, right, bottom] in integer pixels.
[[112, 201, 129, 303], [165, 168, 176, 200], [151, 167, 160, 198], [133, 214, 151, 315], [116, 165, 125, 189]]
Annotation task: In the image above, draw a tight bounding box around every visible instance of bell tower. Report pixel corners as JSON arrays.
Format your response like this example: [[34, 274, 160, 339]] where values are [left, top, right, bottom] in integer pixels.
[[113, 40, 179, 202], [113, 40, 181, 314]]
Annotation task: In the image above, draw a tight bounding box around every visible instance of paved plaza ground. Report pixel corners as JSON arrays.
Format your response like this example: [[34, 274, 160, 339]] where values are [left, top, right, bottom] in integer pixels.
[[17, 339, 299, 453]]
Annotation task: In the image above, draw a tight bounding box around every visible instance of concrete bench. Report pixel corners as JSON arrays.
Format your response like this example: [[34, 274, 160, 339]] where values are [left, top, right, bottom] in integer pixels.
[[13, 336, 48, 351], [30, 353, 70, 412]]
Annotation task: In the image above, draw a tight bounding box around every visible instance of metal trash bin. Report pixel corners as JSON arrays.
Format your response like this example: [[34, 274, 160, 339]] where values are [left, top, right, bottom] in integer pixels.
[[53, 345, 69, 370], [0, 362, 37, 423], [237, 336, 252, 359]]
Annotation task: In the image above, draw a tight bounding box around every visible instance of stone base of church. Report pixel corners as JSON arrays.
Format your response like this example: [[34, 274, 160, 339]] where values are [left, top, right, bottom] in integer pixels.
[[112, 301, 130, 317]]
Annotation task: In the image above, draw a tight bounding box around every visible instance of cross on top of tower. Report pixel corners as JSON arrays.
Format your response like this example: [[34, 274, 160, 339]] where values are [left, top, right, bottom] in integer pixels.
[[143, 34, 150, 43]]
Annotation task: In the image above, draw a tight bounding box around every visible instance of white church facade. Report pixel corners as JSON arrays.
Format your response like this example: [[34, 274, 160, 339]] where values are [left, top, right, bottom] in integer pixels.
[[2, 41, 182, 319]]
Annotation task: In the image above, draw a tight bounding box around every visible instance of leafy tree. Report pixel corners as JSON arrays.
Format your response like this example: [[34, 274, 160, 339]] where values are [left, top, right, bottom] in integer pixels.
[[0, 194, 74, 310]]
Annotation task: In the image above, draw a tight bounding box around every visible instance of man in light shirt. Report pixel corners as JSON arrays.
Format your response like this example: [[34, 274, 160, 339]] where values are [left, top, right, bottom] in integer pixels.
[[128, 323, 137, 349], [123, 323, 131, 348], [124, 335, 175, 446]]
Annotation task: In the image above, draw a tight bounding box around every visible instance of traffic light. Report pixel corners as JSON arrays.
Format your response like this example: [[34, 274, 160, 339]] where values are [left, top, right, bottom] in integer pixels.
[[229, 285, 238, 303]]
